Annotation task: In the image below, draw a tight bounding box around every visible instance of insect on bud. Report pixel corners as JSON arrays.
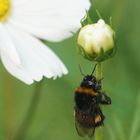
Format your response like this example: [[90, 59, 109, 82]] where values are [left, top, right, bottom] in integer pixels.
[[77, 19, 116, 62]]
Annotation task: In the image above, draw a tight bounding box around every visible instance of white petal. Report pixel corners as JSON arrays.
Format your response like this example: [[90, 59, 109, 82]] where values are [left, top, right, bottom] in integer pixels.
[[3, 24, 68, 83], [9, 0, 90, 41], [0, 51, 34, 85], [0, 23, 20, 65]]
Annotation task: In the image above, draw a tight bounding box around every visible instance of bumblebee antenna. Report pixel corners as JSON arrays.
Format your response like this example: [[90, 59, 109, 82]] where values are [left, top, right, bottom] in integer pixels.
[[99, 77, 104, 81], [91, 63, 97, 75], [79, 65, 85, 76]]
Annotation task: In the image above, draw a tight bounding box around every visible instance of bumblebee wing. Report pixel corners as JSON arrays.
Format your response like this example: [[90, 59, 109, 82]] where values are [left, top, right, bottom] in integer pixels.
[[75, 119, 95, 137], [88, 128, 95, 138], [75, 119, 87, 137]]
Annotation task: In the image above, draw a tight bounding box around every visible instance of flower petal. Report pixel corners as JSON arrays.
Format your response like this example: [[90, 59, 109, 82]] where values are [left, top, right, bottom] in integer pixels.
[[1, 52, 34, 84], [9, 0, 90, 41], [2, 23, 68, 84], [0, 23, 20, 65]]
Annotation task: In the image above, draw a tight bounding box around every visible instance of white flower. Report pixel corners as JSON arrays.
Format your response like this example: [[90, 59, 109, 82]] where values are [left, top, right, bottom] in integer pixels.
[[78, 19, 115, 61], [0, 0, 90, 84]]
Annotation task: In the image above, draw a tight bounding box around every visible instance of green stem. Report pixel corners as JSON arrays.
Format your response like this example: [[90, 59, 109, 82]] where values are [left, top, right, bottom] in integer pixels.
[[13, 80, 44, 140], [4, 73, 16, 139], [95, 62, 103, 140], [96, 62, 102, 81]]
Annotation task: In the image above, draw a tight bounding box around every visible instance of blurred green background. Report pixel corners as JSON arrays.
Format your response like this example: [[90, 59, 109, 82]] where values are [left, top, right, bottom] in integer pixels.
[[0, 0, 140, 139]]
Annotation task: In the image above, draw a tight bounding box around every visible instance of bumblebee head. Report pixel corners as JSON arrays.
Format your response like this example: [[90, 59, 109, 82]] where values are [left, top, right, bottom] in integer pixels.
[[80, 75, 101, 91], [79, 64, 103, 91]]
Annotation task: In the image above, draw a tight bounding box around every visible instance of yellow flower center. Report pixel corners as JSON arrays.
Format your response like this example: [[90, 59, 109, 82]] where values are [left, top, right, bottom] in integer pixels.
[[0, 0, 10, 22]]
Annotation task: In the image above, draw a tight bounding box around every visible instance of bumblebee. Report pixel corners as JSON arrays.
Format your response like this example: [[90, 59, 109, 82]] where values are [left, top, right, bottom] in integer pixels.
[[74, 66, 111, 137]]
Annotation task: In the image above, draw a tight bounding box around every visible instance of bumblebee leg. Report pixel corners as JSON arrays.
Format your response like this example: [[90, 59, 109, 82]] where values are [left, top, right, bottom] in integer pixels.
[[99, 92, 111, 105], [94, 107, 105, 127], [96, 107, 105, 120]]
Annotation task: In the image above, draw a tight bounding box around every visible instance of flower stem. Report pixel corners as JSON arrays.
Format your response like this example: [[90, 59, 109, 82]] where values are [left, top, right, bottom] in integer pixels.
[[95, 62, 103, 140], [4, 73, 16, 140], [96, 62, 103, 81], [13, 80, 44, 140]]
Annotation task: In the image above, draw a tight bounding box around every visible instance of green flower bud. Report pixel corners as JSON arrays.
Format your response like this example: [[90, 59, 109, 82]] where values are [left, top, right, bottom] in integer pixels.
[[77, 19, 116, 62]]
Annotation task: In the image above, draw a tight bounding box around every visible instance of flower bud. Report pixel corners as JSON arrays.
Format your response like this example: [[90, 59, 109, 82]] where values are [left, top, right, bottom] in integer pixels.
[[77, 19, 116, 62]]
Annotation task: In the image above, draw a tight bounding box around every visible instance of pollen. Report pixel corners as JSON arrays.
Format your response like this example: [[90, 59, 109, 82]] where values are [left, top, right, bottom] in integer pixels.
[[95, 115, 101, 123], [0, 0, 10, 22]]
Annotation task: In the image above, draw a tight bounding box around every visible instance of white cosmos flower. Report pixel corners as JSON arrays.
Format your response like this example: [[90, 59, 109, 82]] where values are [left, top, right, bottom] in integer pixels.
[[0, 0, 90, 84]]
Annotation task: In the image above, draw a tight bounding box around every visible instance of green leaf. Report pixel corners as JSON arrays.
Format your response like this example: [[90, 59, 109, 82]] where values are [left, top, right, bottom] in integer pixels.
[[113, 117, 126, 140], [106, 125, 117, 140], [129, 92, 140, 140]]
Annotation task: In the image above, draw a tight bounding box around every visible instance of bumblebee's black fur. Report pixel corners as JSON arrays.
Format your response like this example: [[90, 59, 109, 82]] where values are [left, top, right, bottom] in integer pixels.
[[74, 72, 111, 137], [80, 75, 102, 91]]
